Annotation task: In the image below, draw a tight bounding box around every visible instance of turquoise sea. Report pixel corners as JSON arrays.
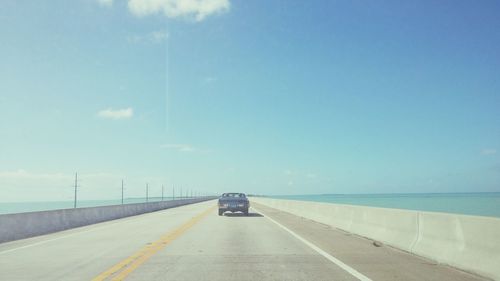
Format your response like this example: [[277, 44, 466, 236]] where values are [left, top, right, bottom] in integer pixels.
[[270, 192, 500, 218], [2, 193, 500, 218]]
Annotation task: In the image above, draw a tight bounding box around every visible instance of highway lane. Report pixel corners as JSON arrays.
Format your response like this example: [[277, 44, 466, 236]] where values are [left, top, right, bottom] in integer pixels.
[[0, 200, 488, 281], [122, 206, 360, 281], [0, 201, 218, 281], [0, 200, 360, 281]]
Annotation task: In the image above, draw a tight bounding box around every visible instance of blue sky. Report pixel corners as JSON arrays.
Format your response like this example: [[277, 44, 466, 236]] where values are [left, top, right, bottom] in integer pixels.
[[0, 0, 499, 201]]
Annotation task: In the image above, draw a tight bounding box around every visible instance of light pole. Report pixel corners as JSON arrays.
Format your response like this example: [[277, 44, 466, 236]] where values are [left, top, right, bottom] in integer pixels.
[[121, 179, 124, 205], [73, 172, 78, 208]]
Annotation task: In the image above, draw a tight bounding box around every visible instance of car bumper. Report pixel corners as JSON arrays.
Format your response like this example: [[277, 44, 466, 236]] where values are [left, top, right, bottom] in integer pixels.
[[219, 205, 248, 212]]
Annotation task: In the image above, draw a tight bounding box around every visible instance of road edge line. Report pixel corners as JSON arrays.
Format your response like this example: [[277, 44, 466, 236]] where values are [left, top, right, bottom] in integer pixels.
[[252, 206, 373, 281]]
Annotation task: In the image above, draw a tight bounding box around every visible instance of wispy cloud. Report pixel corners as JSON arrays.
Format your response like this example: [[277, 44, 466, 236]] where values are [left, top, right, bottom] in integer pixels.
[[481, 149, 497, 155], [97, 0, 113, 7], [127, 0, 230, 21], [97, 108, 133, 120], [161, 143, 196, 152], [127, 30, 169, 44]]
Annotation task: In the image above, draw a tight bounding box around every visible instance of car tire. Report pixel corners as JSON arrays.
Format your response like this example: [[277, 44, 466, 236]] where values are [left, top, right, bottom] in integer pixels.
[[218, 209, 223, 216], [244, 209, 249, 216]]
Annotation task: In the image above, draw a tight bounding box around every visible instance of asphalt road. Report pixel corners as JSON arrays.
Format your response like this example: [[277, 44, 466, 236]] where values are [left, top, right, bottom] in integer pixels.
[[0, 200, 488, 281]]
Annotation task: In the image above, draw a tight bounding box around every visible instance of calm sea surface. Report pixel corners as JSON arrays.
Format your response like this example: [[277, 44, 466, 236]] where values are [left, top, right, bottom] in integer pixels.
[[270, 193, 500, 218], [2, 193, 500, 218]]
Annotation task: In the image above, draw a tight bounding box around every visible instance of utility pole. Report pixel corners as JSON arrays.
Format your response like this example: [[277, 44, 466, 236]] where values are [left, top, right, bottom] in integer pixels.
[[121, 179, 124, 205], [172, 185, 175, 200], [146, 183, 149, 203], [161, 184, 164, 201], [180, 187, 183, 199], [73, 172, 78, 208]]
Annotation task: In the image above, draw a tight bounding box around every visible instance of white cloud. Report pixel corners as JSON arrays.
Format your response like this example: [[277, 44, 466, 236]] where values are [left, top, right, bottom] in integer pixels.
[[98, 108, 133, 120], [161, 143, 196, 152], [97, 0, 113, 7], [128, 0, 230, 21], [481, 149, 497, 155]]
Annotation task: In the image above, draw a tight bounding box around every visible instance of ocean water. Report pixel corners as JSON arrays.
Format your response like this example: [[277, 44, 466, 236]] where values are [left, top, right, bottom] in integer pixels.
[[2, 193, 500, 218], [0, 197, 188, 215], [270, 192, 500, 218]]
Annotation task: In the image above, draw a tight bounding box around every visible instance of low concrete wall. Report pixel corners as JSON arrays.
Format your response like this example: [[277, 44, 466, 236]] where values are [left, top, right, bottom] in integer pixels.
[[412, 212, 500, 281], [251, 197, 500, 280], [0, 197, 216, 244]]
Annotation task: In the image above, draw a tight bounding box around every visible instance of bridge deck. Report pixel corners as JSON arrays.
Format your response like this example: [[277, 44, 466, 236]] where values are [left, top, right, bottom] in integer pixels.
[[0, 200, 488, 281]]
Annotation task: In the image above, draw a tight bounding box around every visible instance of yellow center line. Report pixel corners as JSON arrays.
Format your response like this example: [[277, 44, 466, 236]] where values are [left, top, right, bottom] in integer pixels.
[[92, 205, 216, 281]]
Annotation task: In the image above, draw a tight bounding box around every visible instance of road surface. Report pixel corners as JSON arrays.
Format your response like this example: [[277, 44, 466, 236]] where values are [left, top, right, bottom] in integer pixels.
[[0, 200, 487, 281]]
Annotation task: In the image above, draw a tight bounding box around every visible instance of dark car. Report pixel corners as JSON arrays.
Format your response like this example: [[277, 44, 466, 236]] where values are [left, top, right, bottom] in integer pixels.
[[218, 193, 249, 216]]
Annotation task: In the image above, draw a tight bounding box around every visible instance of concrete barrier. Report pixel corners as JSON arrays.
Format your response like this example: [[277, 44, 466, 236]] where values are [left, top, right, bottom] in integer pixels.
[[0, 197, 216, 244], [251, 197, 500, 280], [412, 212, 500, 280]]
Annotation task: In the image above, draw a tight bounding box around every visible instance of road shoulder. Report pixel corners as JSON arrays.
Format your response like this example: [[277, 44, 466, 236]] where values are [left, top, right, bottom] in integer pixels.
[[252, 203, 490, 281]]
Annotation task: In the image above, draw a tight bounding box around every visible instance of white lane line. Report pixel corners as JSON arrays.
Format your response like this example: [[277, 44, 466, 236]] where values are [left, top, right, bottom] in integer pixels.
[[252, 207, 373, 281], [0, 201, 215, 255]]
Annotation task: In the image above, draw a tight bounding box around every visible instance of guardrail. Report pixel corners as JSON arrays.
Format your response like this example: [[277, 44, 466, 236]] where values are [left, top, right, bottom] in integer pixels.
[[251, 197, 500, 281], [0, 197, 217, 244]]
